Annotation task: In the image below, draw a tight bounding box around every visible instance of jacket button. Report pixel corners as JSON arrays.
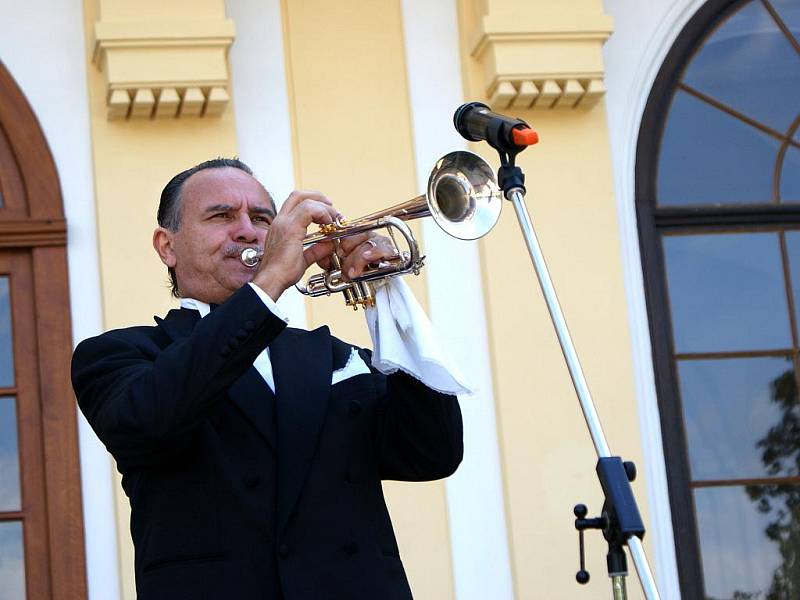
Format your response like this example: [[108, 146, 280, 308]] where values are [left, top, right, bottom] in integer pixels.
[[220, 345, 231, 357], [278, 543, 290, 558], [348, 400, 362, 417], [344, 542, 358, 556], [236, 329, 248, 340], [243, 474, 260, 488], [346, 466, 362, 484], [229, 338, 240, 349], [244, 320, 256, 332]]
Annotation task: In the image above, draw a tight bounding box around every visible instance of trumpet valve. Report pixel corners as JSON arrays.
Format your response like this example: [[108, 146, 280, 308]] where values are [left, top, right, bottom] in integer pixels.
[[344, 281, 375, 310]]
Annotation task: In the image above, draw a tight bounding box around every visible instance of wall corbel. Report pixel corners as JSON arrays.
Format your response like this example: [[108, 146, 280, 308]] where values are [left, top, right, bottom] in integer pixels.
[[465, 3, 613, 110], [92, 18, 235, 120]]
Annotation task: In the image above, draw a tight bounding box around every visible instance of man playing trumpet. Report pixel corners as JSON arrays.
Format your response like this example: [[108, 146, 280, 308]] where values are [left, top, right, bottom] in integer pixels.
[[71, 158, 466, 600]]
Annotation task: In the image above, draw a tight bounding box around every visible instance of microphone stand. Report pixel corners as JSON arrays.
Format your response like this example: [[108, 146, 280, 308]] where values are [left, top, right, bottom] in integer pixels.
[[477, 119, 661, 600]]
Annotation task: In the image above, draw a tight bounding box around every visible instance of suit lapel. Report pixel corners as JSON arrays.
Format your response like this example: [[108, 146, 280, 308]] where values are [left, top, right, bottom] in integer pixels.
[[155, 307, 277, 450], [271, 326, 332, 533]]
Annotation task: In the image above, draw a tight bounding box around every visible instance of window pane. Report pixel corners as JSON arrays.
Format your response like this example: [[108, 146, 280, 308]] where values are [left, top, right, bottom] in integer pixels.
[[780, 145, 800, 203], [0, 521, 26, 600], [663, 233, 791, 352], [679, 356, 796, 481], [771, 0, 800, 35], [695, 485, 800, 599], [0, 397, 20, 511], [683, 0, 800, 134], [0, 277, 14, 387], [657, 90, 780, 205]]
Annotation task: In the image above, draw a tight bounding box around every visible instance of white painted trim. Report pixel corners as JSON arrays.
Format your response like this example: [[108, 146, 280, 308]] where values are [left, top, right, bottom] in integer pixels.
[[603, 0, 708, 597], [0, 1, 122, 599], [400, 1, 514, 598], [226, 0, 307, 329]]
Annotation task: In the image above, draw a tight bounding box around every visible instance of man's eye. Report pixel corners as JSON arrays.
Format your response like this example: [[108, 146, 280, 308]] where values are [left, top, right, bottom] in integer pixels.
[[253, 216, 271, 224], [212, 213, 230, 219]]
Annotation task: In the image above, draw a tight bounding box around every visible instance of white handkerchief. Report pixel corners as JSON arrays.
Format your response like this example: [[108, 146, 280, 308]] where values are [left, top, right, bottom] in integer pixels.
[[365, 278, 473, 396], [331, 348, 372, 385]]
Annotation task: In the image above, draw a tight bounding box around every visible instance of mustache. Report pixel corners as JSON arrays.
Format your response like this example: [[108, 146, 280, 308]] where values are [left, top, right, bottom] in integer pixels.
[[222, 243, 262, 259]]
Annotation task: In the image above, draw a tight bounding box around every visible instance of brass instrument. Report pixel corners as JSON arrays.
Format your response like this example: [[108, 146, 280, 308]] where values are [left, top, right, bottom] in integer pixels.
[[240, 150, 502, 309]]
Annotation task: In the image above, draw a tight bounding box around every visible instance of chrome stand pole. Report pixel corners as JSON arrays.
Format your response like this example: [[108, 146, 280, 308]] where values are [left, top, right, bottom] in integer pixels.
[[507, 187, 661, 600], [613, 575, 628, 600]]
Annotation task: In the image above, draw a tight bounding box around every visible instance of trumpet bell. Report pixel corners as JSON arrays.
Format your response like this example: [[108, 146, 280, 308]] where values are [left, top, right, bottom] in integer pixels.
[[427, 151, 502, 240]]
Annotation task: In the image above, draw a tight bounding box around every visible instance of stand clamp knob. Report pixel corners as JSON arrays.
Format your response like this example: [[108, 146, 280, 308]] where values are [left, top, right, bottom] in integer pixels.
[[574, 503, 607, 585], [624, 461, 637, 482]]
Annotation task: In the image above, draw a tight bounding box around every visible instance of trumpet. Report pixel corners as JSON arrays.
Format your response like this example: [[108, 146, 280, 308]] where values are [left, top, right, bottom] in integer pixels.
[[240, 150, 502, 309]]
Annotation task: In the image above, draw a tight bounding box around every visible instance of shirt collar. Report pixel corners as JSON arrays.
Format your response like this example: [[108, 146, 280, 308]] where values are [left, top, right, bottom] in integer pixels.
[[180, 297, 211, 318]]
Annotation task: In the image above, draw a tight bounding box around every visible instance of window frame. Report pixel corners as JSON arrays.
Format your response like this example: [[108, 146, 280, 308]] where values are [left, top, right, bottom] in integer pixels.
[[636, 0, 800, 596], [0, 60, 86, 599]]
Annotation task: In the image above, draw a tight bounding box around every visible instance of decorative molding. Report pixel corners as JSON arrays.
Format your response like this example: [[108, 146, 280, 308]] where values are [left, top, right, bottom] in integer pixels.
[[0, 218, 67, 247], [92, 19, 235, 120], [467, 7, 613, 109], [488, 78, 607, 110]]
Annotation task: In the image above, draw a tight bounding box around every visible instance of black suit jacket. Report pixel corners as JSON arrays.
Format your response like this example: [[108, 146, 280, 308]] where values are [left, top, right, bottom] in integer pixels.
[[71, 285, 463, 600]]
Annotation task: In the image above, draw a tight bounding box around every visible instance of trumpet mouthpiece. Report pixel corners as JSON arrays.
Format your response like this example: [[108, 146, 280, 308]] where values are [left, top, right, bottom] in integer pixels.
[[240, 248, 261, 267]]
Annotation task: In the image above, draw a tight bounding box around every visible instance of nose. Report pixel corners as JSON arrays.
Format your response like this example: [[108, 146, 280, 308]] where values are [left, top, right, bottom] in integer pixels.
[[232, 213, 258, 243]]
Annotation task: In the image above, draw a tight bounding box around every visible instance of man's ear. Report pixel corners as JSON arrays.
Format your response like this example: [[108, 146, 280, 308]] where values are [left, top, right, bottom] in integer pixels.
[[153, 227, 177, 268]]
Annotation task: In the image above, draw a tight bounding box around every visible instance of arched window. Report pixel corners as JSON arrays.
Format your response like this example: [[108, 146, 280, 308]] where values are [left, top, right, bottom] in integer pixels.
[[0, 62, 86, 599], [637, 0, 800, 597]]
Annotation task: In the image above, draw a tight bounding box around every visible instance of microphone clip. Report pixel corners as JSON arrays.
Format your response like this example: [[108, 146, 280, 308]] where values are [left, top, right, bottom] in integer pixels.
[[454, 101, 537, 197], [486, 116, 529, 197], [485, 113, 528, 157], [497, 164, 525, 197]]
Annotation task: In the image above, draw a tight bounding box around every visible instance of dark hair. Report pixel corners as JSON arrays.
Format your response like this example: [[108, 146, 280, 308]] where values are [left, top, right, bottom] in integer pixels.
[[157, 157, 258, 297]]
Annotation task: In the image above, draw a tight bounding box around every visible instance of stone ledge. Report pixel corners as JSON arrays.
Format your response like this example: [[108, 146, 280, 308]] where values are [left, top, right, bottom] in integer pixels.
[[467, 8, 612, 110], [93, 19, 235, 120]]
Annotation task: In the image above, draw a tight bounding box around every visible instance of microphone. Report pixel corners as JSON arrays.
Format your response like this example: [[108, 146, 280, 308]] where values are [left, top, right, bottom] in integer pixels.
[[453, 102, 538, 150]]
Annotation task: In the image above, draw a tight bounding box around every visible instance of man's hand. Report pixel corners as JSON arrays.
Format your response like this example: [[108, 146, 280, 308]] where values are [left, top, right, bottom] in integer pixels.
[[251, 190, 339, 301], [336, 232, 399, 281]]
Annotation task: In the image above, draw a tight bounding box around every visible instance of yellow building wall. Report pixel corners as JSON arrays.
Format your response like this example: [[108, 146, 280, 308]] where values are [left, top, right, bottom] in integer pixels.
[[457, 1, 652, 598], [96, 0, 225, 20], [85, 0, 239, 329]]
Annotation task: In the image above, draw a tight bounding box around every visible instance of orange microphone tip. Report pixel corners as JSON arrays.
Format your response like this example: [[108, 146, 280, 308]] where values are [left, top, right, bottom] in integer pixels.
[[512, 127, 539, 146]]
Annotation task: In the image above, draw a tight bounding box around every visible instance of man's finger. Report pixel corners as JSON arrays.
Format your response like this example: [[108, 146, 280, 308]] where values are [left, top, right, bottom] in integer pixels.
[[289, 199, 341, 230], [303, 241, 335, 270], [280, 189, 334, 215], [337, 231, 373, 255], [341, 237, 397, 280]]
